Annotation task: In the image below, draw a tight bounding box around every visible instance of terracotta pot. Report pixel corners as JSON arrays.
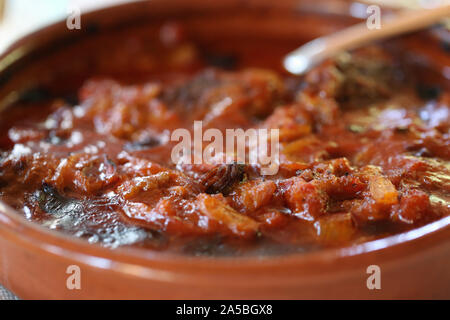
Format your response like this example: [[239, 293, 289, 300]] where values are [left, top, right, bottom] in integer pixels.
[[0, 0, 449, 299]]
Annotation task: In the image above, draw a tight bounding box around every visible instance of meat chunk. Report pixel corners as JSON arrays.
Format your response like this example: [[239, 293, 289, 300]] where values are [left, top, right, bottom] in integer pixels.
[[196, 193, 259, 238], [230, 179, 277, 212], [199, 163, 246, 195], [393, 189, 431, 224], [314, 213, 356, 244], [368, 175, 398, 206], [283, 177, 328, 220], [51, 153, 119, 194]]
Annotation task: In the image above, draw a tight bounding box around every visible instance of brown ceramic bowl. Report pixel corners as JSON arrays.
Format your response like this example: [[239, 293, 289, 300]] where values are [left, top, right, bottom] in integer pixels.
[[0, 0, 449, 299]]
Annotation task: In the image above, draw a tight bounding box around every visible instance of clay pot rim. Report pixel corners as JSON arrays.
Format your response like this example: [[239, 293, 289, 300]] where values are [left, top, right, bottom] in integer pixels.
[[1, 197, 449, 272]]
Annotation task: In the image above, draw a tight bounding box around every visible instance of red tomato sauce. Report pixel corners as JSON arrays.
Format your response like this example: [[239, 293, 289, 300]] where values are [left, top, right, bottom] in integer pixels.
[[0, 21, 448, 256]]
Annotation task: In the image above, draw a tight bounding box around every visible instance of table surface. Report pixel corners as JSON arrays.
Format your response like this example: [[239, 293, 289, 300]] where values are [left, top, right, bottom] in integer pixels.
[[0, 285, 18, 300], [0, 0, 137, 50]]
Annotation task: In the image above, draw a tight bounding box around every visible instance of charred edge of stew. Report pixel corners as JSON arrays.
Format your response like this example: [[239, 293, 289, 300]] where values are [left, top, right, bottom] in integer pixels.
[[124, 136, 161, 151], [200, 163, 246, 195], [181, 236, 229, 256], [37, 183, 83, 217], [62, 93, 80, 106], [202, 51, 238, 70], [416, 83, 442, 101], [18, 86, 52, 103]]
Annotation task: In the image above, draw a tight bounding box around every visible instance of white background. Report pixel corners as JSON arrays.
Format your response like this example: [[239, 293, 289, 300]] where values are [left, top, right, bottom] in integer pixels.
[[0, 0, 139, 50]]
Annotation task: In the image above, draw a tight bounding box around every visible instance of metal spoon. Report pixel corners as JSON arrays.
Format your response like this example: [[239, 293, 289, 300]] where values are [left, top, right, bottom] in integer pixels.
[[284, 4, 450, 75]]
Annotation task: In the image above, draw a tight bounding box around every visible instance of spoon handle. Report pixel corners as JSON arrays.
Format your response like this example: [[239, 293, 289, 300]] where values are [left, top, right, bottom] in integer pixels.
[[284, 4, 450, 75]]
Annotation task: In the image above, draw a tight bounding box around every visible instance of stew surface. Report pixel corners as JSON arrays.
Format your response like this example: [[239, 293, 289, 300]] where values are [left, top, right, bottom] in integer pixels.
[[0, 20, 449, 256]]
